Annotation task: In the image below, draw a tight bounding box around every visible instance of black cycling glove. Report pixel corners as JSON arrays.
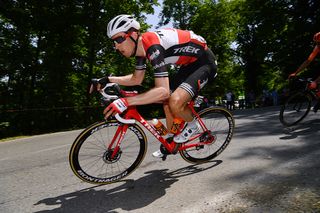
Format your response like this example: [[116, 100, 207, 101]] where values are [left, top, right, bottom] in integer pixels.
[[97, 77, 110, 86], [90, 77, 110, 93]]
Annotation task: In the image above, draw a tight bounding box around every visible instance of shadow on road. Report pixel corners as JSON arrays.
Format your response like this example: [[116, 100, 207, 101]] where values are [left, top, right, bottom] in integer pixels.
[[34, 160, 222, 213], [234, 106, 320, 138], [280, 118, 320, 140], [227, 107, 320, 211]]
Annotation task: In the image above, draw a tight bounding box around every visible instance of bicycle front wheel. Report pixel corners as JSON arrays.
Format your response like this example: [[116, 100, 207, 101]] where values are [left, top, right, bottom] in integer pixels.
[[279, 92, 312, 127], [180, 107, 235, 163], [69, 120, 147, 184]]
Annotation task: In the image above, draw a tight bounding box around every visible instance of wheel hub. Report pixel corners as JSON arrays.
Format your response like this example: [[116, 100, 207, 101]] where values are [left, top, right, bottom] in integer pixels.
[[103, 149, 122, 163]]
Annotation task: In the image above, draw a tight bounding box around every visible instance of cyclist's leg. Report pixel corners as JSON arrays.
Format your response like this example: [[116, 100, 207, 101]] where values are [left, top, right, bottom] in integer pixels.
[[166, 67, 193, 126], [170, 71, 207, 143], [152, 70, 191, 158], [170, 65, 217, 142], [163, 101, 174, 131], [313, 75, 320, 112], [169, 49, 217, 121], [170, 88, 193, 122], [313, 99, 320, 112]]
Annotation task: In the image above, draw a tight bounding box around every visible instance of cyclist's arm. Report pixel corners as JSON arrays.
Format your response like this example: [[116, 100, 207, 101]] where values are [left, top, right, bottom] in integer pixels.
[[126, 77, 170, 106], [108, 56, 147, 86], [109, 71, 145, 86], [293, 45, 320, 76], [126, 45, 170, 106]]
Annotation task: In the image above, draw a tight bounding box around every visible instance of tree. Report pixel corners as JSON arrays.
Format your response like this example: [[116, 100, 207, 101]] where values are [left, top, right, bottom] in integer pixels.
[[0, 0, 158, 138], [159, 0, 201, 29], [160, 0, 242, 98], [236, 0, 320, 95]]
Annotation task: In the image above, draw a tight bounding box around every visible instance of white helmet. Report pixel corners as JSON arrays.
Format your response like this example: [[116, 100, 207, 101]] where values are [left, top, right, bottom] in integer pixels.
[[107, 15, 140, 38]]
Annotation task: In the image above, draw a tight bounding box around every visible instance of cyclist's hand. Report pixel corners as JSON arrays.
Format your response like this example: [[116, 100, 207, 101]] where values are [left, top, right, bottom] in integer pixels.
[[103, 98, 128, 119], [89, 77, 110, 94], [288, 73, 296, 79], [308, 81, 317, 90]]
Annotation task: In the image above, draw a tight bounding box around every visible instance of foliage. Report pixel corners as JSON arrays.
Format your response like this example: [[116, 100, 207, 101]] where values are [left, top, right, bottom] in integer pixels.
[[1, 0, 320, 138], [236, 0, 320, 94], [0, 0, 158, 138], [159, 0, 201, 29]]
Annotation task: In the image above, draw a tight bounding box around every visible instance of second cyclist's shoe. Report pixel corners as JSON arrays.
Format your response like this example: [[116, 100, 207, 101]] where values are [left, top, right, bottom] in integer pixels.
[[313, 101, 320, 113], [152, 149, 164, 158], [174, 122, 200, 143]]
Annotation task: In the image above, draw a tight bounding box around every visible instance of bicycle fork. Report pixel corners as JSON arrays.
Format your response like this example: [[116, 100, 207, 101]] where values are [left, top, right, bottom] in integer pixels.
[[107, 124, 129, 160]]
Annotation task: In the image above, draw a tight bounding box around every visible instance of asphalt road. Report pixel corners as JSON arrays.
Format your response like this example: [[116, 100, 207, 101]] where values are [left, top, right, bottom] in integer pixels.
[[1, 106, 320, 213]]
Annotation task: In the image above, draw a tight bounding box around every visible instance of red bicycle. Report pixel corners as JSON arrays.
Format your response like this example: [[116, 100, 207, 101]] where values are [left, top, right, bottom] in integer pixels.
[[69, 82, 235, 184]]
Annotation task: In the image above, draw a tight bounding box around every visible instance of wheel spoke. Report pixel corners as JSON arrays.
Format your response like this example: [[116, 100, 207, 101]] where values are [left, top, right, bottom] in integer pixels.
[[280, 92, 311, 126], [180, 108, 234, 163], [69, 121, 146, 184]]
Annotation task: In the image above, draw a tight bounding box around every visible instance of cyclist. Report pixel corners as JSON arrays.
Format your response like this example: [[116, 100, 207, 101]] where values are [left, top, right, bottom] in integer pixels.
[[289, 32, 320, 112], [91, 15, 217, 157]]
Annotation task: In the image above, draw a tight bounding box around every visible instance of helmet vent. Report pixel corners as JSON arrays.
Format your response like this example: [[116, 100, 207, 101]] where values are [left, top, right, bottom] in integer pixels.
[[117, 20, 127, 29]]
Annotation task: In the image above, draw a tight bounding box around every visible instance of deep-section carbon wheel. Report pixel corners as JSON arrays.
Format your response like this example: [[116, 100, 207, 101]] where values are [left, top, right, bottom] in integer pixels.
[[180, 107, 235, 163], [279, 92, 312, 126], [69, 120, 147, 184]]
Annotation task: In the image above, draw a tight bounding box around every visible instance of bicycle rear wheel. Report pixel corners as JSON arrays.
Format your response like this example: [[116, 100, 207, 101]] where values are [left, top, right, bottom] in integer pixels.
[[180, 107, 235, 163], [279, 92, 312, 127], [69, 120, 147, 184]]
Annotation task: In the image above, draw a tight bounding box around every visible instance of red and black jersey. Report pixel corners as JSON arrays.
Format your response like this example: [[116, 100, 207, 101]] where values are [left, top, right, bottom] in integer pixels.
[[137, 28, 208, 78]]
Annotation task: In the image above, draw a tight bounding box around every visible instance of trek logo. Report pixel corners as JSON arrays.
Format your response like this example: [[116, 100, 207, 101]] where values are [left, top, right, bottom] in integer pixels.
[[173, 46, 200, 54], [140, 118, 161, 140], [149, 49, 160, 60]]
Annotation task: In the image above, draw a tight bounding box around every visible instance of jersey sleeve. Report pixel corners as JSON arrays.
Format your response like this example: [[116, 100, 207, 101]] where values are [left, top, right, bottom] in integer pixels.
[[146, 44, 168, 78]]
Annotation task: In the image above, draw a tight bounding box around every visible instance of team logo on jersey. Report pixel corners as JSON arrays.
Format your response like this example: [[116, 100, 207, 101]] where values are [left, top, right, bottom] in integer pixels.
[[149, 49, 160, 60], [173, 46, 200, 54]]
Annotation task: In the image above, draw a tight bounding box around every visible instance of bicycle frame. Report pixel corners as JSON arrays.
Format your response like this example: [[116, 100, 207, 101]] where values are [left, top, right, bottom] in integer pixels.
[[291, 78, 318, 98], [107, 100, 213, 158], [69, 81, 235, 185]]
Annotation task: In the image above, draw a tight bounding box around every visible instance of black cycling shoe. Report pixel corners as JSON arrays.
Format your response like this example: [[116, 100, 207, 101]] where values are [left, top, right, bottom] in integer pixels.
[[313, 101, 320, 113]]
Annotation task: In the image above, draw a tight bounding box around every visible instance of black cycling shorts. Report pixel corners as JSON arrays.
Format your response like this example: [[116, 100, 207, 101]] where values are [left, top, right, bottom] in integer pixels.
[[170, 48, 217, 98]]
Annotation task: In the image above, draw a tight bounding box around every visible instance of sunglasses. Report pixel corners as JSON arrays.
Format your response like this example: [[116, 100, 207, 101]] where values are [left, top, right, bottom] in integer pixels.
[[112, 32, 132, 45]]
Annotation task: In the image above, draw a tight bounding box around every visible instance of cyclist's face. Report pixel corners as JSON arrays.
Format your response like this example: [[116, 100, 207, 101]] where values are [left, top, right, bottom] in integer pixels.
[[112, 32, 135, 58]]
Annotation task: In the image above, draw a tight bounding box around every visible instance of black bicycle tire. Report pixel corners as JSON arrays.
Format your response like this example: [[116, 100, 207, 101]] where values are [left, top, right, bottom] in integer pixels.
[[179, 107, 235, 163], [69, 120, 147, 184], [279, 92, 312, 127]]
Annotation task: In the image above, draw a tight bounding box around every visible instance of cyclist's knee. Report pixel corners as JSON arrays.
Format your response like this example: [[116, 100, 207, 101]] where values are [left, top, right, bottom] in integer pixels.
[[170, 88, 192, 112], [169, 95, 187, 114]]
